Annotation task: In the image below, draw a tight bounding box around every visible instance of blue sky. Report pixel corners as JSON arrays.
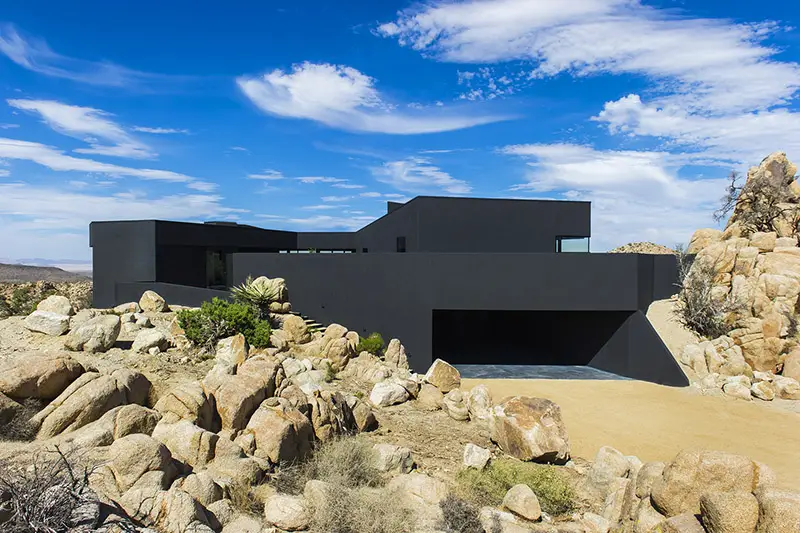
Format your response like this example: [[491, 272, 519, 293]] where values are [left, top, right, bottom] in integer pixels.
[[1, 0, 799, 268]]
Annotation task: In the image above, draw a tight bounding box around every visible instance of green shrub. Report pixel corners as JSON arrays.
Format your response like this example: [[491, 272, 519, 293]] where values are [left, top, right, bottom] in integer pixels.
[[310, 484, 410, 533], [357, 332, 384, 355], [7, 286, 56, 316], [455, 458, 576, 516], [177, 297, 271, 352]]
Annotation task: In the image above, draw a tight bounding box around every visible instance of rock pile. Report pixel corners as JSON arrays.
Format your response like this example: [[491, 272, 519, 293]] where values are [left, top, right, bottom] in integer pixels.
[[684, 152, 800, 401]]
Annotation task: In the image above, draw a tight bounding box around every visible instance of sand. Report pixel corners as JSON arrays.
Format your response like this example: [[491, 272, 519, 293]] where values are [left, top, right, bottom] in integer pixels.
[[464, 377, 800, 489]]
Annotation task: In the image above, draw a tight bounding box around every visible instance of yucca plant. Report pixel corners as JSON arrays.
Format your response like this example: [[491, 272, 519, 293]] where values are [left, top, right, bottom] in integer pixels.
[[231, 275, 282, 319]]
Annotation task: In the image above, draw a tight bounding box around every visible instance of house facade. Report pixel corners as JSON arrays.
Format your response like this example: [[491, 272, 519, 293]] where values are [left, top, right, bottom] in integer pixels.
[[90, 196, 688, 386]]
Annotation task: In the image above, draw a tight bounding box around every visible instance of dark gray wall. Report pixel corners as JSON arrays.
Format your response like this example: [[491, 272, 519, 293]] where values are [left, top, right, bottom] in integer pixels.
[[91, 221, 157, 308], [297, 232, 356, 251], [230, 252, 687, 385]]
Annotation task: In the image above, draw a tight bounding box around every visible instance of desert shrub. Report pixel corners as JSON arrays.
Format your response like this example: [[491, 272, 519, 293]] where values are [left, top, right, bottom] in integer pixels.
[[0, 399, 43, 442], [455, 458, 576, 516], [438, 494, 483, 533], [7, 286, 55, 316], [715, 169, 797, 237], [310, 483, 409, 533], [231, 275, 282, 319], [674, 246, 740, 339], [176, 297, 271, 352], [0, 446, 125, 533], [357, 332, 384, 355], [0, 297, 10, 319], [271, 436, 381, 495]]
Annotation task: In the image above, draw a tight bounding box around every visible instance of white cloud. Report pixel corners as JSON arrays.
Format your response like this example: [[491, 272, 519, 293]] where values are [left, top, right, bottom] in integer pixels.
[[0, 24, 170, 88], [302, 204, 348, 210], [0, 123, 19, 129], [295, 176, 347, 184], [379, 0, 800, 114], [132, 126, 189, 134], [0, 169, 9, 177], [237, 62, 510, 134], [0, 181, 244, 260], [247, 170, 285, 180], [332, 183, 365, 189], [593, 94, 800, 164], [230, 146, 249, 152], [359, 191, 409, 200], [8, 99, 154, 159], [0, 137, 200, 185], [371, 157, 471, 194], [285, 214, 377, 230], [500, 143, 728, 250], [321, 195, 352, 202]]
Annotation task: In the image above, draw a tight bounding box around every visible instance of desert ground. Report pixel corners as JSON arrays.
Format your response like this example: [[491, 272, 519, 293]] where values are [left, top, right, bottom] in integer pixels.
[[465, 377, 800, 489]]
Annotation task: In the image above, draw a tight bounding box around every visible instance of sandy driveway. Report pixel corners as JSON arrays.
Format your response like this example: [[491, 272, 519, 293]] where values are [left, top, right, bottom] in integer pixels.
[[464, 378, 800, 489]]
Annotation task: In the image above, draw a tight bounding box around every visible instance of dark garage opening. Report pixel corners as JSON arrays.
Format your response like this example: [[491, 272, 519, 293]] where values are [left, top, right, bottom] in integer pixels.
[[432, 310, 635, 379]]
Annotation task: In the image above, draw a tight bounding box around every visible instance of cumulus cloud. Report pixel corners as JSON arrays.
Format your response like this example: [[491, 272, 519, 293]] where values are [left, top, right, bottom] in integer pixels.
[[8, 99, 155, 159], [237, 62, 510, 134], [371, 157, 471, 194], [295, 176, 348, 184], [284, 214, 377, 230], [132, 126, 189, 134], [247, 170, 285, 180], [500, 143, 728, 250]]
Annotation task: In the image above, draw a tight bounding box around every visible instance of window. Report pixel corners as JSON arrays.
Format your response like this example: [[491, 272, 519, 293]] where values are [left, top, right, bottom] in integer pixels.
[[206, 250, 228, 289], [556, 236, 590, 253], [396, 236, 406, 253], [362, 248, 369, 253]]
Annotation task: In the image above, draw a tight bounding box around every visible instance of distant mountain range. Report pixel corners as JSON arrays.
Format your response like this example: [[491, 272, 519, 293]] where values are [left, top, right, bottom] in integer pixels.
[[0, 260, 92, 283], [0, 258, 92, 275]]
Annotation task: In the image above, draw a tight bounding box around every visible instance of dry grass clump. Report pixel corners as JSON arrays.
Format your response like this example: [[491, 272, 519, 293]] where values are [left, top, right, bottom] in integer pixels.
[[455, 458, 576, 516], [438, 493, 483, 533], [271, 436, 382, 495], [311, 484, 410, 533]]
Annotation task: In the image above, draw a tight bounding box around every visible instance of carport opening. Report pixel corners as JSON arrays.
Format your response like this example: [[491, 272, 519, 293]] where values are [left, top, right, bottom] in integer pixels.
[[432, 309, 634, 367]]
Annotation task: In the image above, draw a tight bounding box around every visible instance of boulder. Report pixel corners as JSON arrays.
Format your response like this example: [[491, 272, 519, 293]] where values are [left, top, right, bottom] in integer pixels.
[[773, 375, 800, 399], [36, 294, 74, 316], [723, 381, 752, 400], [33, 369, 150, 439], [216, 334, 249, 371], [0, 353, 84, 400], [384, 338, 409, 369], [782, 348, 800, 381], [68, 309, 100, 330], [651, 450, 775, 517], [213, 355, 280, 430], [132, 329, 170, 353], [416, 383, 444, 410], [478, 507, 534, 533], [64, 314, 121, 353], [347, 395, 379, 433], [114, 302, 141, 314], [264, 494, 309, 531], [98, 433, 176, 495], [172, 471, 223, 507], [589, 446, 630, 487], [244, 397, 314, 463], [755, 487, 800, 533], [490, 396, 570, 463], [121, 487, 213, 533], [502, 484, 542, 521], [152, 420, 219, 468], [635, 462, 665, 499], [206, 499, 237, 529], [369, 380, 410, 407], [154, 381, 218, 431], [373, 443, 415, 473], [443, 389, 470, 421], [751, 381, 776, 401], [307, 390, 358, 441], [602, 477, 632, 525], [654, 513, 706, 533], [282, 315, 312, 344], [24, 310, 70, 336], [52, 404, 160, 449], [221, 515, 264, 533], [139, 290, 168, 313], [749, 232, 777, 252], [688, 229, 723, 254], [424, 359, 461, 393], [387, 472, 448, 509], [633, 498, 666, 533], [467, 384, 492, 421], [321, 336, 354, 372], [699, 491, 758, 533], [463, 443, 491, 470]]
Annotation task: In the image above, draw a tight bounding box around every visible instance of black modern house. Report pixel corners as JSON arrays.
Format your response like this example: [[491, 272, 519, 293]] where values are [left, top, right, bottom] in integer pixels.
[[90, 196, 689, 386]]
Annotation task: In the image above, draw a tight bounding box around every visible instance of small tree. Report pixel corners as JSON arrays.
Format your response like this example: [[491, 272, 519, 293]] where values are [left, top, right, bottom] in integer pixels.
[[230, 276, 282, 319], [714, 170, 797, 236], [674, 246, 741, 339]]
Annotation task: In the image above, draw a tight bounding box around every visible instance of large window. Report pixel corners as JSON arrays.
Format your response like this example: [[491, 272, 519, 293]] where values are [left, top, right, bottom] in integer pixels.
[[556, 236, 590, 253], [206, 250, 228, 289], [396, 236, 407, 253]]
